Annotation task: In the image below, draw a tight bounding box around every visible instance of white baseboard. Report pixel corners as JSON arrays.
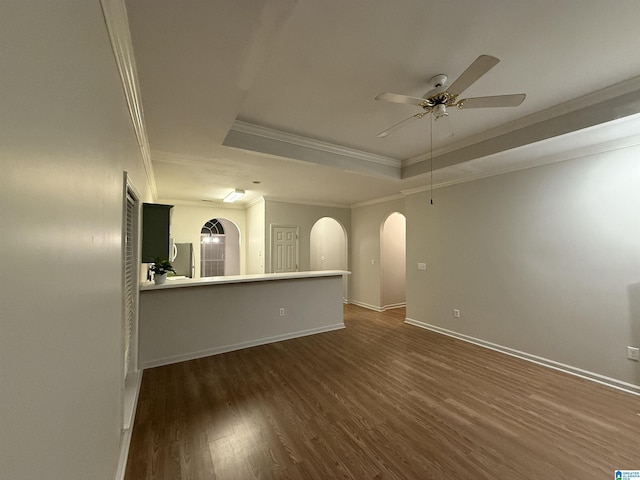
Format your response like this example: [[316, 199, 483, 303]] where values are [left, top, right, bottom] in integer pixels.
[[347, 300, 406, 312], [353, 301, 384, 312], [382, 302, 406, 311], [347, 300, 384, 312], [405, 317, 640, 397], [115, 370, 143, 480], [142, 323, 345, 369], [123, 371, 141, 430]]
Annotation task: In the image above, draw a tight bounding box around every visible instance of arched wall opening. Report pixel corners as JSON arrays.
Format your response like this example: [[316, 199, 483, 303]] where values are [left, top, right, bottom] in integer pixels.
[[380, 212, 406, 310], [310, 217, 348, 300], [200, 217, 241, 277]]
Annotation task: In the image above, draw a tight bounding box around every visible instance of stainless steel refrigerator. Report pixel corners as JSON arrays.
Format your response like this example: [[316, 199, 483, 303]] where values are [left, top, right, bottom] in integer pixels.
[[172, 243, 194, 278]]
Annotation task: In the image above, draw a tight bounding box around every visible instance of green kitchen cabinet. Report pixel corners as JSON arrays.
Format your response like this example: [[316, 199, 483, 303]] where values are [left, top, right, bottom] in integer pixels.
[[141, 203, 173, 263]]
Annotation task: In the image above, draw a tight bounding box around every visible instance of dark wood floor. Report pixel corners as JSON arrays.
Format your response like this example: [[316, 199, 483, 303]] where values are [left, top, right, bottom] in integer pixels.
[[125, 305, 640, 479]]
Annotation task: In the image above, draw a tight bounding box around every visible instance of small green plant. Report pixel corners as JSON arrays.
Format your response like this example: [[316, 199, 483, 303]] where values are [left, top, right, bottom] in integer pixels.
[[149, 258, 176, 275]]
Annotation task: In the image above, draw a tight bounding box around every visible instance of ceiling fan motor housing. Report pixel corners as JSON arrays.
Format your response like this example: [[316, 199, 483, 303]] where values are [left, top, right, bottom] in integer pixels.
[[421, 91, 458, 111]]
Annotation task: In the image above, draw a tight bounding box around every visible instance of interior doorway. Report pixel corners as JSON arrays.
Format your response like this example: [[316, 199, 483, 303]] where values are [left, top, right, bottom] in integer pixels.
[[380, 212, 406, 310], [271, 224, 299, 273], [310, 217, 348, 300]]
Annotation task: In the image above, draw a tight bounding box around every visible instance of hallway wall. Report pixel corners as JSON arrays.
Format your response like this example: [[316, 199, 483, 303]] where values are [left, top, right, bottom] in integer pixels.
[[405, 146, 640, 388], [1, 2, 152, 479], [350, 198, 406, 310], [381, 212, 406, 309]]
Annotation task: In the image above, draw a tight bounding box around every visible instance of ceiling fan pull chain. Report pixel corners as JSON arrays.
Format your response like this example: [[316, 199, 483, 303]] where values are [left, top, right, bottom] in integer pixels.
[[430, 114, 434, 205]]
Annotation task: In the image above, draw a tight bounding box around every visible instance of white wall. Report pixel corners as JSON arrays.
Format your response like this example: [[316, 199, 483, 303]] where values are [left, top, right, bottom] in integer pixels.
[[0, 2, 152, 479], [169, 204, 246, 277], [218, 217, 241, 275], [139, 275, 345, 367], [310, 217, 347, 271], [311, 217, 348, 300], [381, 212, 406, 309], [264, 200, 351, 273], [406, 147, 640, 387], [246, 197, 266, 274], [350, 198, 406, 310]]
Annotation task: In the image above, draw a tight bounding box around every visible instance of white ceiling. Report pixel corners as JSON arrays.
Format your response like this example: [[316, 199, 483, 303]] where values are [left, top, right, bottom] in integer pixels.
[[125, 0, 640, 207]]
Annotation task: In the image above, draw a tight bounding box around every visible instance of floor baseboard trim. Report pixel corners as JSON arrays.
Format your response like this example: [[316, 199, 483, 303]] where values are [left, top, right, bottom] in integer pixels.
[[348, 300, 406, 312], [382, 302, 406, 311], [115, 429, 133, 480], [347, 300, 384, 312], [142, 323, 345, 369], [115, 370, 143, 480], [405, 317, 640, 397]]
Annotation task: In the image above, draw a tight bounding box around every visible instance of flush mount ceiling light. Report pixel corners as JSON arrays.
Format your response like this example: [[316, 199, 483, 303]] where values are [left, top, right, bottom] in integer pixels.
[[223, 189, 245, 203]]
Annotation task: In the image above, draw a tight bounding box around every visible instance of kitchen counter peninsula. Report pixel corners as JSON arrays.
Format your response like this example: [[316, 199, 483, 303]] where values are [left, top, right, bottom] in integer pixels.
[[139, 270, 349, 368]]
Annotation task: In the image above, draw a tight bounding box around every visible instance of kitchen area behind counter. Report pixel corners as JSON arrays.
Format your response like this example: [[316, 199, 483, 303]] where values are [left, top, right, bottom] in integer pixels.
[[139, 271, 349, 368]]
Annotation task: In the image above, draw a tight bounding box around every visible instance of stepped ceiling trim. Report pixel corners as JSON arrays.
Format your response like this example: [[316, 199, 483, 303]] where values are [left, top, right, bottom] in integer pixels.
[[101, 0, 157, 199]]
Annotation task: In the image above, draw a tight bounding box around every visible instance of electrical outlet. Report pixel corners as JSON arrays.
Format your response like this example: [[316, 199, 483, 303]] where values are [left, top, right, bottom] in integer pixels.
[[628, 346, 639, 361], [279, 308, 285, 316], [417, 262, 427, 271], [453, 309, 461, 318]]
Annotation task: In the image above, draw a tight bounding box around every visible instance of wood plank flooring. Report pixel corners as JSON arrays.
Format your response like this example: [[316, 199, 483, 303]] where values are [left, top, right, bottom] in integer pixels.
[[125, 305, 640, 479]]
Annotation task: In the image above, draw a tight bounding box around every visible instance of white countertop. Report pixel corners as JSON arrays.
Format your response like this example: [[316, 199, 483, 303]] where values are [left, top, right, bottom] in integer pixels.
[[140, 270, 350, 291]]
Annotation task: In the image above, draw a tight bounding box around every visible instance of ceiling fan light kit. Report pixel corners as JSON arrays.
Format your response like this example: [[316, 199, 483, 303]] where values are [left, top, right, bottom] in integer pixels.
[[433, 103, 448, 120], [375, 55, 526, 137]]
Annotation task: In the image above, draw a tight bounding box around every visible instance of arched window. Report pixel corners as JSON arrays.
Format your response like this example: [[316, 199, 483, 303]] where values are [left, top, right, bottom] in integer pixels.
[[201, 219, 225, 277]]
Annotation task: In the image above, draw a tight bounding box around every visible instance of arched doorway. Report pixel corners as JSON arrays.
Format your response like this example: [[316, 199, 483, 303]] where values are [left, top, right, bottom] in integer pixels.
[[200, 218, 240, 277], [380, 212, 406, 310], [310, 217, 348, 300]]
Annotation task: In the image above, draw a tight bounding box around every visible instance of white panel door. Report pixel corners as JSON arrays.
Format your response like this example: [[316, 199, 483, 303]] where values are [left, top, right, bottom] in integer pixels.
[[271, 225, 298, 272]]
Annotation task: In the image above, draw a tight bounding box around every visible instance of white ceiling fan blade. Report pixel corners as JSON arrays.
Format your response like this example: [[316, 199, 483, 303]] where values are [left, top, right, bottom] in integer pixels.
[[376, 113, 425, 138], [446, 55, 500, 96], [375, 92, 428, 107], [458, 94, 526, 109]]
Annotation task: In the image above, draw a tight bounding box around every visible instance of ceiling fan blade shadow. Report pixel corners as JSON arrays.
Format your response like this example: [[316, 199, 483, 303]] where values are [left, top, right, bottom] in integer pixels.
[[375, 92, 428, 106], [458, 94, 526, 109], [376, 113, 425, 138], [447, 55, 500, 96]]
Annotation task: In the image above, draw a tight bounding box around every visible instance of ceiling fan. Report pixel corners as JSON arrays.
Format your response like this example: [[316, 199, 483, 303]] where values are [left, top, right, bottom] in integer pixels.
[[375, 55, 526, 138]]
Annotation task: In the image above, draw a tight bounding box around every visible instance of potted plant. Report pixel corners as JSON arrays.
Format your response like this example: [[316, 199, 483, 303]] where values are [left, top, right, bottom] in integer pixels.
[[149, 258, 176, 285]]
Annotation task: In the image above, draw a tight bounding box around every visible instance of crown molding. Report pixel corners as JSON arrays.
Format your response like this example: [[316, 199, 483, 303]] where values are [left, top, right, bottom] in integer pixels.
[[157, 198, 248, 210], [401, 125, 640, 197], [101, 0, 157, 200], [231, 121, 401, 168], [403, 82, 640, 179], [405, 75, 640, 167], [264, 196, 351, 209], [350, 193, 405, 209], [245, 196, 265, 208]]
